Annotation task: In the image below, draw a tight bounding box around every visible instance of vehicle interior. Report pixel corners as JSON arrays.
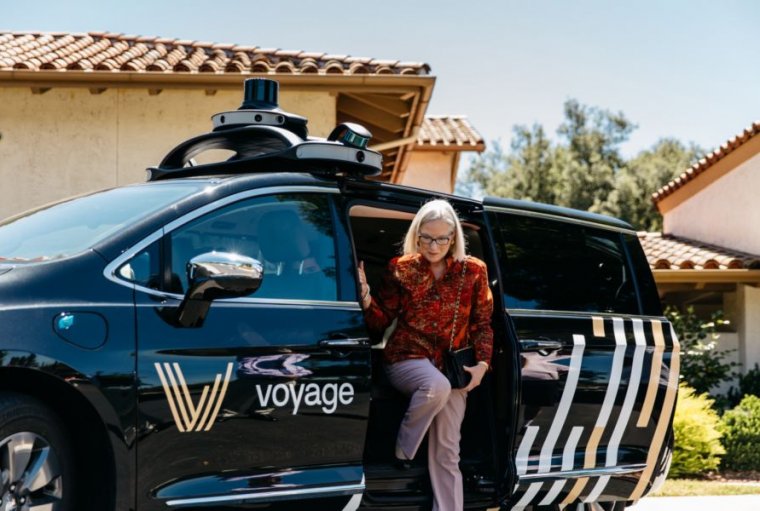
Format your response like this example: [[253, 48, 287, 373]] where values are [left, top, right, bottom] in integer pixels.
[[348, 204, 504, 510]]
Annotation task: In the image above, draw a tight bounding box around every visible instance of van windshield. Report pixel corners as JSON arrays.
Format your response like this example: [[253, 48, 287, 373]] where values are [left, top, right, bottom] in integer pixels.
[[0, 182, 207, 263]]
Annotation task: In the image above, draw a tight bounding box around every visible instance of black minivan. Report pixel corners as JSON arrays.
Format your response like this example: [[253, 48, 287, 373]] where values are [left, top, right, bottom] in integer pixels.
[[0, 80, 678, 511]]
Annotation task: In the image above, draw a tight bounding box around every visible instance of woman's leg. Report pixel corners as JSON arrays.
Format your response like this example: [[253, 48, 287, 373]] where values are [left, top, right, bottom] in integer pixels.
[[428, 388, 467, 511], [385, 359, 451, 460]]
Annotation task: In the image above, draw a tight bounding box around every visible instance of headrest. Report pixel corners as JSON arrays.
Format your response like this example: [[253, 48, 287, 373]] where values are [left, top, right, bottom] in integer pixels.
[[258, 209, 310, 262]]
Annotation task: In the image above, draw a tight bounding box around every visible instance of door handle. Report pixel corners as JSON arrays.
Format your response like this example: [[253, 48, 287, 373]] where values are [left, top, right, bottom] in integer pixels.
[[519, 339, 564, 353], [318, 337, 370, 348]]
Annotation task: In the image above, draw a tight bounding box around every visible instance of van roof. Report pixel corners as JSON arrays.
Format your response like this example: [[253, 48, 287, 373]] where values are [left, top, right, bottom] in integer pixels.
[[484, 196, 634, 231]]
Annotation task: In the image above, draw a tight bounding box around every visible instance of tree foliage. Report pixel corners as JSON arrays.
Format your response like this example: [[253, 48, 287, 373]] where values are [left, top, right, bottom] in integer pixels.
[[666, 305, 736, 396], [468, 125, 557, 203], [605, 139, 702, 230], [461, 99, 703, 230]]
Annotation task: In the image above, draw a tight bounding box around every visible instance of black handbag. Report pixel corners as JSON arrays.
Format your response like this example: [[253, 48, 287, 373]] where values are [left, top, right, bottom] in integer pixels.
[[443, 345, 475, 389], [442, 257, 475, 389]]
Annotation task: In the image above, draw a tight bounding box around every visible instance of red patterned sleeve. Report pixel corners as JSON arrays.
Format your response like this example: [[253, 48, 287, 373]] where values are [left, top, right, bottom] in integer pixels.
[[364, 259, 402, 336], [469, 262, 494, 365]]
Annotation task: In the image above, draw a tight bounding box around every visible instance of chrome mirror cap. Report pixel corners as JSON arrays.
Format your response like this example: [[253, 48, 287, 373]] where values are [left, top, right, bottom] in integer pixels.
[[178, 252, 264, 327]]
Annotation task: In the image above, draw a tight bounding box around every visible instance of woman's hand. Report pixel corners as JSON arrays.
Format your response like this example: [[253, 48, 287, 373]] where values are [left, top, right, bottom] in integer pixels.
[[357, 261, 371, 309], [463, 362, 488, 392]]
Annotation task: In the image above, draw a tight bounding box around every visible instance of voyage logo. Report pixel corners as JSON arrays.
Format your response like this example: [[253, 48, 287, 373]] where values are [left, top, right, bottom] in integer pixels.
[[256, 382, 355, 415], [154, 362, 233, 433]]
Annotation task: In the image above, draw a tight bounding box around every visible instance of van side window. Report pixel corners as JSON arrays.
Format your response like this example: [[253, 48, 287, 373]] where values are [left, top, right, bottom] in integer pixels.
[[624, 233, 663, 316], [492, 213, 639, 314], [117, 240, 161, 289], [165, 193, 337, 301]]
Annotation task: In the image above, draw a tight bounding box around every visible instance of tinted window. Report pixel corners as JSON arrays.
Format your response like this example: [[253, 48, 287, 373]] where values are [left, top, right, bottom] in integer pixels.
[[0, 183, 204, 263], [624, 233, 663, 316], [166, 193, 337, 301], [118, 241, 161, 289], [492, 213, 639, 314]]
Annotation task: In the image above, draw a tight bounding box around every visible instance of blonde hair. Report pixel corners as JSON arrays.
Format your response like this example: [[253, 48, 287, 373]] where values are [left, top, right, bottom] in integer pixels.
[[402, 199, 467, 261]]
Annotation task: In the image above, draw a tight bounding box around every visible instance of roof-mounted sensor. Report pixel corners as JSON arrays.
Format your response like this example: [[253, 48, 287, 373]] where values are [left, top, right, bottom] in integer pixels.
[[147, 78, 382, 181], [211, 78, 309, 139]]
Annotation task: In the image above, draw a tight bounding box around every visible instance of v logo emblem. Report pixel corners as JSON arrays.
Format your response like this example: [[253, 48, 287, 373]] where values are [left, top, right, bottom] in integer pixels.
[[154, 362, 234, 432]]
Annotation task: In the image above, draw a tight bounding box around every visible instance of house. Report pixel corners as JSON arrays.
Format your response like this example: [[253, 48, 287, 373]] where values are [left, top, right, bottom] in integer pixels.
[[650, 121, 760, 384], [0, 31, 484, 219]]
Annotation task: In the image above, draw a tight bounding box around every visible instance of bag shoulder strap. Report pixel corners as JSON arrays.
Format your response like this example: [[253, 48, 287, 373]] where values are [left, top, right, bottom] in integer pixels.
[[449, 256, 468, 350]]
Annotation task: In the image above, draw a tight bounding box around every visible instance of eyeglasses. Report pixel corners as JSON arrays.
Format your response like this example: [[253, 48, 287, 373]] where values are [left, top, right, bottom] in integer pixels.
[[418, 234, 453, 247]]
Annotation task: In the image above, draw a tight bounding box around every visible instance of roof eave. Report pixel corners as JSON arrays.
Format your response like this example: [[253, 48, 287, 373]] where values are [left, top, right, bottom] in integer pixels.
[[652, 269, 760, 284], [413, 142, 486, 152], [0, 69, 435, 92], [653, 127, 760, 214]]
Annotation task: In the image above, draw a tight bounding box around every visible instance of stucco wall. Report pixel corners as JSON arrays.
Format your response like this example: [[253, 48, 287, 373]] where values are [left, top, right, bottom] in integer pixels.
[[400, 151, 454, 194], [0, 86, 335, 219], [663, 151, 760, 254], [713, 332, 741, 396], [738, 284, 760, 374]]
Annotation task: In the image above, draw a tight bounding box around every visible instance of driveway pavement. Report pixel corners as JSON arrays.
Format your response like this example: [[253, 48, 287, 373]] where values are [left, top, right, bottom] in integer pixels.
[[629, 494, 760, 510]]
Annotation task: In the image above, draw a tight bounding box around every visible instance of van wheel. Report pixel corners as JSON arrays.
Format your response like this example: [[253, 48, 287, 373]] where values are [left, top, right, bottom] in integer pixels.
[[0, 392, 73, 511]]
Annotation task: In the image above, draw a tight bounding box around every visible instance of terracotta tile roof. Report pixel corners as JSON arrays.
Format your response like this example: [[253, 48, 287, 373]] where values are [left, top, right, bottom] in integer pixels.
[[0, 31, 430, 76], [638, 232, 760, 270], [652, 121, 760, 203], [416, 115, 485, 151]]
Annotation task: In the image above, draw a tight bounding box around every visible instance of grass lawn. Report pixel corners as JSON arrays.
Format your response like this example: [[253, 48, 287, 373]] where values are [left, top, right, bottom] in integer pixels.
[[652, 478, 760, 497]]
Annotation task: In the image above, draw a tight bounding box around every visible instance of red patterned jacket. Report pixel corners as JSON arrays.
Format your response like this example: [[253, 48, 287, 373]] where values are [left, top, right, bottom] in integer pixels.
[[364, 253, 494, 369]]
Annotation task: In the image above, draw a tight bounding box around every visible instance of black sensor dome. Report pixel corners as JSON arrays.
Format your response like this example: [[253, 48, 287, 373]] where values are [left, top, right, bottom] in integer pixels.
[[240, 78, 280, 110]]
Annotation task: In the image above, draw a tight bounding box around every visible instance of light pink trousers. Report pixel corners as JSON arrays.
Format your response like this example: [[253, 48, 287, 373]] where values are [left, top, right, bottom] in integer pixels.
[[386, 358, 468, 511]]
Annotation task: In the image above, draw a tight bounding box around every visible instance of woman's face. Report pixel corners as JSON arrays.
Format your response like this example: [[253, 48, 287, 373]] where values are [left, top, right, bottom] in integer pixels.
[[417, 219, 454, 265]]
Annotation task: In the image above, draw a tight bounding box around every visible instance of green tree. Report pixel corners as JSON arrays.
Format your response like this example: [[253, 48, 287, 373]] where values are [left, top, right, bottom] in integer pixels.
[[666, 305, 736, 396], [553, 100, 634, 213], [467, 125, 558, 203], [603, 139, 702, 230], [464, 99, 634, 212], [460, 99, 701, 231]]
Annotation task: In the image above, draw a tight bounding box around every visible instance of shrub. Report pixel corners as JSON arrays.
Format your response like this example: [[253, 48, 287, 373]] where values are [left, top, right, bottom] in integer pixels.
[[720, 394, 760, 471], [665, 306, 736, 395], [670, 384, 724, 477], [727, 364, 760, 407]]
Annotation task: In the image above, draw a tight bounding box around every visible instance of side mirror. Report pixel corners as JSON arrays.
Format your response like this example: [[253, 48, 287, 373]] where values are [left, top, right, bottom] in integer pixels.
[[177, 252, 263, 327]]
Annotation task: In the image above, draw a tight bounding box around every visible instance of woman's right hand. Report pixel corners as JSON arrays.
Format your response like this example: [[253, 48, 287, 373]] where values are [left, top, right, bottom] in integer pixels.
[[358, 261, 371, 309]]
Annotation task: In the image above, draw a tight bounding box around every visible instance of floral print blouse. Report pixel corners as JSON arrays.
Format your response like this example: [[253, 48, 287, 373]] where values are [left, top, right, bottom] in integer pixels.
[[364, 253, 494, 369]]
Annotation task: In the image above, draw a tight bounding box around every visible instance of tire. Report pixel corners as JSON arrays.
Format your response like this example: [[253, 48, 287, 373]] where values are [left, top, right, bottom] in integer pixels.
[[0, 392, 73, 511]]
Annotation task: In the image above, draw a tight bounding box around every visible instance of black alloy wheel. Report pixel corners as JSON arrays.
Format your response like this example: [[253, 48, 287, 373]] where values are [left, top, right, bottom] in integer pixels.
[[0, 393, 72, 511]]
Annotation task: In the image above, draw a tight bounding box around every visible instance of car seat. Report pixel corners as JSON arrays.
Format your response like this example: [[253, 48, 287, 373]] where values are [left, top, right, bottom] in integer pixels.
[[258, 209, 326, 300]]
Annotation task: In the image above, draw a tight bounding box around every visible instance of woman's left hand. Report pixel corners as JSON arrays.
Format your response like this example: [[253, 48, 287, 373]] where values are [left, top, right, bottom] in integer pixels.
[[463, 363, 487, 392]]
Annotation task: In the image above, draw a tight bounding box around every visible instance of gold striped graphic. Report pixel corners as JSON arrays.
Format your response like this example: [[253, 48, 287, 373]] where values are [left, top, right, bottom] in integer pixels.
[[636, 320, 666, 428], [155, 362, 234, 432], [560, 425, 605, 506], [204, 362, 233, 431], [196, 372, 224, 431], [592, 316, 605, 337], [651, 320, 665, 345], [561, 477, 588, 508], [155, 362, 186, 432], [584, 426, 605, 467], [561, 316, 628, 508], [629, 334, 680, 501]]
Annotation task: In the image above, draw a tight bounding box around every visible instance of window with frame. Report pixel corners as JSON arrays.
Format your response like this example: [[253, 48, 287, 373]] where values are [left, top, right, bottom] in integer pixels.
[[120, 193, 338, 301], [493, 213, 639, 314]]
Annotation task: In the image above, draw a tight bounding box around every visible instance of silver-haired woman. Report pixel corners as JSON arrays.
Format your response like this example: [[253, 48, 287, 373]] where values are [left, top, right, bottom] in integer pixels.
[[358, 199, 494, 511]]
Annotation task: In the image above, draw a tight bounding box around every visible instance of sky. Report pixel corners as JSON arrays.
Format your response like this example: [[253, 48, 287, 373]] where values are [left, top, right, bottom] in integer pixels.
[[4, 0, 759, 161]]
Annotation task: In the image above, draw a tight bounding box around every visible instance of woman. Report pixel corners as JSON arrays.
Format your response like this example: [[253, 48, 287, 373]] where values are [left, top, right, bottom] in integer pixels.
[[357, 199, 493, 511]]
